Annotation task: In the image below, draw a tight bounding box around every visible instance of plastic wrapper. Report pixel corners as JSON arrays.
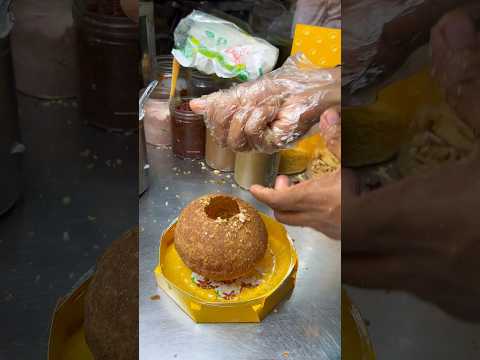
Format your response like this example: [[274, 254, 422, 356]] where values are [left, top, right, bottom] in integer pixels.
[[190, 53, 341, 153], [171, 10, 279, 82], [0, 0, 13, 38]]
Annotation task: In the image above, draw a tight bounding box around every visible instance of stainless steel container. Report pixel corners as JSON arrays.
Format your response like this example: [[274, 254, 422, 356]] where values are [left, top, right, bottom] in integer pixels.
[[234, 151, 280, 190], [0, 35, 24, 214], [139, 80, 158, 196]]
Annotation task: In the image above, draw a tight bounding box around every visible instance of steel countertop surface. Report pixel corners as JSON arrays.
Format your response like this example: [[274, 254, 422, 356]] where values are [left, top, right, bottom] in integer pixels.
[[139, 145, 341, 360]]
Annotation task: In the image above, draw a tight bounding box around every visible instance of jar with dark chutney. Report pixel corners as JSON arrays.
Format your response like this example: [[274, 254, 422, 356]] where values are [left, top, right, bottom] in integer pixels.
[[170, 98, 206, 159]]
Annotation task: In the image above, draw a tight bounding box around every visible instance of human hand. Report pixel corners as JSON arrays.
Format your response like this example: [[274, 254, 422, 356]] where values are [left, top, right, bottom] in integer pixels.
[[250, 172, 341, 239], [318, 108, 341, 159], [343, 155, 480, 321], [190, 53, 341, 153], [431, 4, 480, 134]]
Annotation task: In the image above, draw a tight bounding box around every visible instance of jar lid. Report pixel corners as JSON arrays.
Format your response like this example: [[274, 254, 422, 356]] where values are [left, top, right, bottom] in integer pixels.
[[156, 55, 174, 74]]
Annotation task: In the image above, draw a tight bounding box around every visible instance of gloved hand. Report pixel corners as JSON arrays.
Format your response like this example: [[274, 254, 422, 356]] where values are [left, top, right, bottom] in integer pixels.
[[342, 0, 473, 100], [190, 53, 341, 153]]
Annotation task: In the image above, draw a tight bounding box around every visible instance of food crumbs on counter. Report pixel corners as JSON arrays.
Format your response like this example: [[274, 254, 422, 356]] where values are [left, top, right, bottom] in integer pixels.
[[283, 352, 289, 358], [165, 201, 169, 207], [62, 196, 71, 205], [88, 215, 96, 221], [150, 295, 161, 301], [273, 308, 278, 313], [116, 159, 123, 165], [87, 163, 95, 169], [231, 183, 237, 188], [165, 186, 169, 191], [213, 170, 220, 175], [175, 194, 180, 198], [63, 231, 70, 241]]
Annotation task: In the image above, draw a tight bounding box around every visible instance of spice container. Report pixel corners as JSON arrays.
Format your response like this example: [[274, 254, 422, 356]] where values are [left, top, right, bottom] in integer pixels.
[[140, 86, 171, 146], [171, 98, 206, 159], [73, 0, 139, 131], [234, 151, 280, 189], [205, 133, 236, 172], [155, 55, 188, 96], [187, 70, 237, 171], [189, 69, 221, 97]]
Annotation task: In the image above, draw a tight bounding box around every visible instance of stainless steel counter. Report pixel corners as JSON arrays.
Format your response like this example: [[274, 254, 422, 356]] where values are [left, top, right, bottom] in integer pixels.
[[139, 145, 341, 360]]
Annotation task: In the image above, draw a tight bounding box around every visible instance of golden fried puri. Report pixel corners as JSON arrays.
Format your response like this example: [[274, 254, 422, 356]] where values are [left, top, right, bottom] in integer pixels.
[[174, 194, 268, 281], [84, 228, 138, 360]]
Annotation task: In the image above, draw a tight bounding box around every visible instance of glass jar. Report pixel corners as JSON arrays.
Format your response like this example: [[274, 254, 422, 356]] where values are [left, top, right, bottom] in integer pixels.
[[171, 98, 206, 159], [189, 69, 221, 97], [155, 55, 188, 96], [141, 86, 171, 146]]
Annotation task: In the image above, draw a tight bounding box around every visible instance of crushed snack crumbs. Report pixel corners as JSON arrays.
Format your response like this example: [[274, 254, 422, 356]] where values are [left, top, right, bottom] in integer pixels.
[[150, 295, 161, 301]]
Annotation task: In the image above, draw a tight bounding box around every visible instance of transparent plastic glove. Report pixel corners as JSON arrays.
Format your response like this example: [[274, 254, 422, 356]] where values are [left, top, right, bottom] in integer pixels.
[[190, 53, 341, 153], [342, 0, 471, 101]]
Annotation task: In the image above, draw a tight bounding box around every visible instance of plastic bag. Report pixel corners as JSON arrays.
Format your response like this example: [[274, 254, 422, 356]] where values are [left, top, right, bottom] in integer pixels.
[[0, 0, 13, 38], [190, 53, 341, 153], [172, 10, 279, 81]]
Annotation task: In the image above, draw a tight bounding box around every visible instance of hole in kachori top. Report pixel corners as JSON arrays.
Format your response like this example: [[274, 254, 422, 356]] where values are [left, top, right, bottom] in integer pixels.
[[205, 196, 240, 220]]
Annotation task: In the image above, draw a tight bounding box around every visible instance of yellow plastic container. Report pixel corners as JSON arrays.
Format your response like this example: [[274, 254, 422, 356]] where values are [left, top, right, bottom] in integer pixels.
[[291, 24, 341, 68], [154, 213, 298, 323], [47, 265, 374, 360], [48, 278, 94, 360], [344, 66, 447, 167], [342, 289, 376, 360], [278, 148, 310, 175]]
